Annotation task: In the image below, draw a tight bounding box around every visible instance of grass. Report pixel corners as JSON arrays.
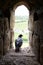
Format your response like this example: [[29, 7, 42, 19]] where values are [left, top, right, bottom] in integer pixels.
[[14, 21, 28, 30], [14, 21, 28, 44]]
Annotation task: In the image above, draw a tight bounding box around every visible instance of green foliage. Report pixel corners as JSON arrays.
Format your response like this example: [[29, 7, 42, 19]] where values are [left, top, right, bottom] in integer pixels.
[[15, 16, 28, 21]]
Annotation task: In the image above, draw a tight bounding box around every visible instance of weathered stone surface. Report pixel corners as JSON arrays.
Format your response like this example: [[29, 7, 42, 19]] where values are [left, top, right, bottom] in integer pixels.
[[0, 49, 40, 65], [0, 18, 10, 55], [0, 18, 4, 55], [4, 18, 10, 54]]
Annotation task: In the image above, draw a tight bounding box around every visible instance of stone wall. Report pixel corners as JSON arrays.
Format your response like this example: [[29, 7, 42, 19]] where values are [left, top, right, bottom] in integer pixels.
[[0, 18, 4, 55], [32, 13, 43, 64], [32, 17, 40, 62], [0, 17, 10, 55], [3, 18, 10, 54], [39, 13, 43, 65], [28, 11, 34, 47]]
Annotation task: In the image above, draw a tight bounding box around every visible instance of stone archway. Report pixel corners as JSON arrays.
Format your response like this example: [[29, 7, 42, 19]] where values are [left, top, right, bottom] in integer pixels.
[[10, 1, 34, 52], [14, 5, 29, 48]]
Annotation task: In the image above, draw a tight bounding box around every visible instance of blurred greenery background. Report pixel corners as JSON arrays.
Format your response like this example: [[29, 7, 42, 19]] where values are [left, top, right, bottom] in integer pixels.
[[14, 16, 29, 44]]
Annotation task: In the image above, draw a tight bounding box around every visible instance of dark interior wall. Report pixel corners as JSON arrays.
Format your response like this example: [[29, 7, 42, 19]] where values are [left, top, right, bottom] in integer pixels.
[[32, 12, 43, 64], [32, 12, 40, 61], [28, 11, 40, 61], [0, 17, 10, 55], [39, 13, 43, 64], [0, 7, 11, 55]]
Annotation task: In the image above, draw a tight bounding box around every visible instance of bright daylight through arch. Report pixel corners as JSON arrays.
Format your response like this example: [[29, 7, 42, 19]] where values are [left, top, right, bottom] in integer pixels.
[[13, 5, 30, 49]]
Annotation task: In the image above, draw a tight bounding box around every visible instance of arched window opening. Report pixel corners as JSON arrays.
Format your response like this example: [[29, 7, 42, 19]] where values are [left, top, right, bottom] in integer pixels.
[[13, 5, 30, 49]]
